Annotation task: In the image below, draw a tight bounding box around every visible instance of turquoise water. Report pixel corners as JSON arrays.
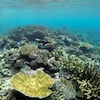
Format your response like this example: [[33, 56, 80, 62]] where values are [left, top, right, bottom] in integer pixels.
[[0, 0, 100, 43], [0, 1, 100, 99]]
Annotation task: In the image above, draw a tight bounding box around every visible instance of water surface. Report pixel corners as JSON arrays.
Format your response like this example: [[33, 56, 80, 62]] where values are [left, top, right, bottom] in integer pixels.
[[0, 0, 100, 44]]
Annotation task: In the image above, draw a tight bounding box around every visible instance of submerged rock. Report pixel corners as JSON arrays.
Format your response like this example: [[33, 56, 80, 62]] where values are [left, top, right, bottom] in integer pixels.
[[30, 60, 39, 70]]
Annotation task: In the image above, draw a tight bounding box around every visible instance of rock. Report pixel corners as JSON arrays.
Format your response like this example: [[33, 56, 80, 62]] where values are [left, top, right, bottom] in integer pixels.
[[30, 60, 39, 70], [33, 31, 45, 39], [36, 38, 49, 45]]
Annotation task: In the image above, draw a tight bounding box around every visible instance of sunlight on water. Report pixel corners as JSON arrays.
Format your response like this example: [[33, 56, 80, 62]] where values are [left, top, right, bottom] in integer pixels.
[[0, 0, 100, 38]]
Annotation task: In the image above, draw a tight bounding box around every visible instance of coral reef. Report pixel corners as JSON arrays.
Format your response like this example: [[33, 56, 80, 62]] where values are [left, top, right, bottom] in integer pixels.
[[61, 54, 100, 99], [0, 25, 100, 100], [79, 42, 93, 53]]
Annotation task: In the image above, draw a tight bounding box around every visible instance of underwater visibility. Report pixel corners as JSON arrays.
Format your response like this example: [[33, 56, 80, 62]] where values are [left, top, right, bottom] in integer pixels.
[[0, 0, 100, 100]]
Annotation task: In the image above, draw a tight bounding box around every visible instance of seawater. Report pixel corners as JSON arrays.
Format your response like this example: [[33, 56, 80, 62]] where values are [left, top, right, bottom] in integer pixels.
[[0, 1, 100, 100], [0, 0, 100, 45]]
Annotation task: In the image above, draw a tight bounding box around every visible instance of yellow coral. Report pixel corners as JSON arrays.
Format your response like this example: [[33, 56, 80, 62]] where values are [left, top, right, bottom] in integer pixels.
[[10, 69, 55, 99], [19, 44, 37, 56]]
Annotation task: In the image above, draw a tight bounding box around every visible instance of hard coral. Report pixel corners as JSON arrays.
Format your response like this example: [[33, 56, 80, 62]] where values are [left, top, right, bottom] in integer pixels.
[[19, 44, 37, 56], [78, 79, 100, 99], [79, 42, 93, 53], [61, 55, 100, 99], [10, 68, 55, 99], [50, 78, 76, 100]]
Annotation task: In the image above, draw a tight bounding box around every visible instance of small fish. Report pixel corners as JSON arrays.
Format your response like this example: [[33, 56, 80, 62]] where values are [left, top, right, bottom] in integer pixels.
[[36, 38, 49, 44]]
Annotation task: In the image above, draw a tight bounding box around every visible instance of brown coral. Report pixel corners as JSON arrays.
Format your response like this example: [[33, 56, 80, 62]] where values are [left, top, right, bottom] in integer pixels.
[[19, 44, 37, 56]]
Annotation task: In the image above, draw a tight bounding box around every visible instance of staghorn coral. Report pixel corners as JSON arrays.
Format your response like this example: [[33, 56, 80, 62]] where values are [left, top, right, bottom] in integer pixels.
[[10, 68, 55, 99], [77, 64, 100, 99], [60, 54, 100, 99], [78, 79, 100, 99], [61, 55, 84, 78], [1, 68, 12, 77]]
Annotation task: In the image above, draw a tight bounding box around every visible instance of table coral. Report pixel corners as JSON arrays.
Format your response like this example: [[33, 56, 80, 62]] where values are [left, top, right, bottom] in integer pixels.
[[10, 68, 55, 99]]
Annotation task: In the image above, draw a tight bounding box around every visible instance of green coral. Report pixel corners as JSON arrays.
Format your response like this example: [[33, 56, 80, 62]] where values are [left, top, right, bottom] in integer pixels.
[[60, 55, 100, 99]]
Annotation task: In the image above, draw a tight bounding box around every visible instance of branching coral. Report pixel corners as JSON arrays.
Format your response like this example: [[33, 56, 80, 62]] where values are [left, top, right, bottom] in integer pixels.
[[61, 55, 84, 78], [60, 55, 100, 99], [78, 79, 100, 99]]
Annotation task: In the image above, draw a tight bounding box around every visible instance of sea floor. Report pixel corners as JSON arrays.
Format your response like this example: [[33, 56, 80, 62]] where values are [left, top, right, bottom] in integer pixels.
[[0, 25, 100, 100]]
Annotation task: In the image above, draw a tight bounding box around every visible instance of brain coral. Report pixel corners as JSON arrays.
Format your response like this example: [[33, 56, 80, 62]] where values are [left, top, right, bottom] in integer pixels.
[[10, 68, 55, 99], [19, 44, 37, 56], [50, 78, 76, 100]]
